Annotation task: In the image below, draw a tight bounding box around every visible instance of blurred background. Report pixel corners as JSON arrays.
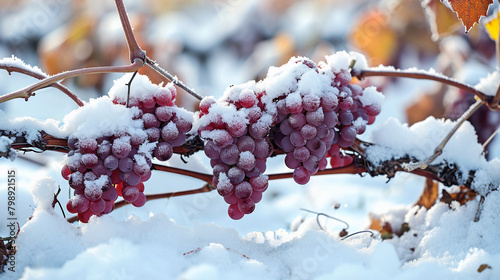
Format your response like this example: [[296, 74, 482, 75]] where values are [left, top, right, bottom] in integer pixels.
[[0, 0, 499, 233], [0, 0, 498, 131]]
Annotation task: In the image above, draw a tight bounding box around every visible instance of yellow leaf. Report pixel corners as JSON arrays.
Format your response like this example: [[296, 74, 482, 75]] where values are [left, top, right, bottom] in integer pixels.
[[484, 11, 500, 40]]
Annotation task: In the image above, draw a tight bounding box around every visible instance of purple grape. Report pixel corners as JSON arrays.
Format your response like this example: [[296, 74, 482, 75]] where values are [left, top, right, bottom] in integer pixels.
[[220, 144, 239, 165], [237, 136, 255, 152], [80, 138, 97, 154], [293, 166, 310, 185], [154, 142, 173, 161], [288, 114, 306, 130], [238, 198, 255, 214], [279, 119, 294, 135], [97, 142, 112, 159], [228, 166, 245, 184], [81, 153, 98, 169], [300, 124, 317, 140], [254, 138, 273, 159], [104, 155, 119, 170], [237, 151, 256, 172], [217, 179, 234, 197], [234, 181, 252, 199], [112, 138, 131, 159], [122, 186, 140, 202], [293, 146, 310, 162], [303, 94, 320, 111], [249, 175, 268, 192], [155, 106, 173, 122], [290, 131, 306, 147], [71, 195, 90, 213], [161, 122, 179, 142], [285, 153, 300, 169], [146, 127, 161, 142], [142, 113, 159, 129], [119, 157, 134, 172]]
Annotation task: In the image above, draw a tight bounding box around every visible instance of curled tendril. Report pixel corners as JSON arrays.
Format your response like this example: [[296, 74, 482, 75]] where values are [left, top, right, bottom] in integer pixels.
[[300, 208, 350, 231], [340, 230, 375, 241]]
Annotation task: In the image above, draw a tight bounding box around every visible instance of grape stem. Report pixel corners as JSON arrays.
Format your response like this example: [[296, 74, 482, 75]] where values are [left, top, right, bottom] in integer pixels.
[[145, 57, 203, 101], [353, 68, 494, 109], [152, 163, 214, 184], [0, 64, 84, 107]]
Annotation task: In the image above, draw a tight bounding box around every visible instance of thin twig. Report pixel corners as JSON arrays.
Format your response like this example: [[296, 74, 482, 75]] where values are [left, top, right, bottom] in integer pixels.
[[482, 126, 500, 152], [152, 163, 213, 184], [267, 163, 366, 181], [145, 57, 203, 101], [0, 59, 144, 105], [492, 25, 500, 109], [353, 69, 490, 105], [126, 71, 138, 108], [0, 64, 84, 107], [404, 99, 484, 171]]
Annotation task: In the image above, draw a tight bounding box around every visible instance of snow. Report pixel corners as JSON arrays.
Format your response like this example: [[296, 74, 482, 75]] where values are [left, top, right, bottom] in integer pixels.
[[0, 56, 46, 77], [475, 71, 500, 96], [366, 117, 487, 173], [357, 86, 385, 107]]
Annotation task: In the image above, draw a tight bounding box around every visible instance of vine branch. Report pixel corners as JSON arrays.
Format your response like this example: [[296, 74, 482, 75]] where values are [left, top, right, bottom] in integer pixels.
[[0, 59, 144, 105], [353, 68, 493, 108], [0, 64, 84, 107]]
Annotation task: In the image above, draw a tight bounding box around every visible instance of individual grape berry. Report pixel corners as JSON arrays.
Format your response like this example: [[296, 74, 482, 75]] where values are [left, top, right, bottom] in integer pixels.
[[61, 165, 71, 180], [293, 166, 310, 184]]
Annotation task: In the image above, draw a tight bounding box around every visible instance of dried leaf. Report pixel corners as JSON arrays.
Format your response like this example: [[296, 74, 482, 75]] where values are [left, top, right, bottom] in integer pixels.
[[369, 217, 394, 240], [406, 86, 446, 125], [448, 0, 493, 32], [414, 178, 439, 209], [478, 264, 492, 272], [484, 11, 500, 40], [423, 0, 463, 40], [349, 9, 398, 66], [440, 186, 477, 206]]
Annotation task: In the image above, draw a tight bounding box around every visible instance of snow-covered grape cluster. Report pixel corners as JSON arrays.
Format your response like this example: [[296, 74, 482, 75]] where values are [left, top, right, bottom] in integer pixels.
[[198, 51, 383, 219], [62, 75, 193, 222], [198, 88, 273, 220]]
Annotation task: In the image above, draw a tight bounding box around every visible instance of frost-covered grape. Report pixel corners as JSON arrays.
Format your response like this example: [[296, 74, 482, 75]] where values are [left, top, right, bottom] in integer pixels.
[[228, 203, 244, 220], [293, 166, 310, 184], [122, 186, 140, 202], [154, 142, 173, 161]]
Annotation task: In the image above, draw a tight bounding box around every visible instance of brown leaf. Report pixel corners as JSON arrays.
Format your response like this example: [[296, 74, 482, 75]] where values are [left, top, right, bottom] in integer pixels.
[[349, 9, 398, 66], [478, 264, 492, 272], [448, 0, 493, 32], [423, 0, 463, 40], [440, 186, 477, 206], [369, 217, 394, 240], [406, 86, 447, 126], [415, 178, 440, 209]]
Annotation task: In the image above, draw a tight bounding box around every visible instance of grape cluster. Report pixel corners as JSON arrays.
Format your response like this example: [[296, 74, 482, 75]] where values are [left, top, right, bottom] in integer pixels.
[[62, 135, 150, 222], [199, 52, 383, 219], [198, 85, 274, 220], [62, 79, 194, 222]]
